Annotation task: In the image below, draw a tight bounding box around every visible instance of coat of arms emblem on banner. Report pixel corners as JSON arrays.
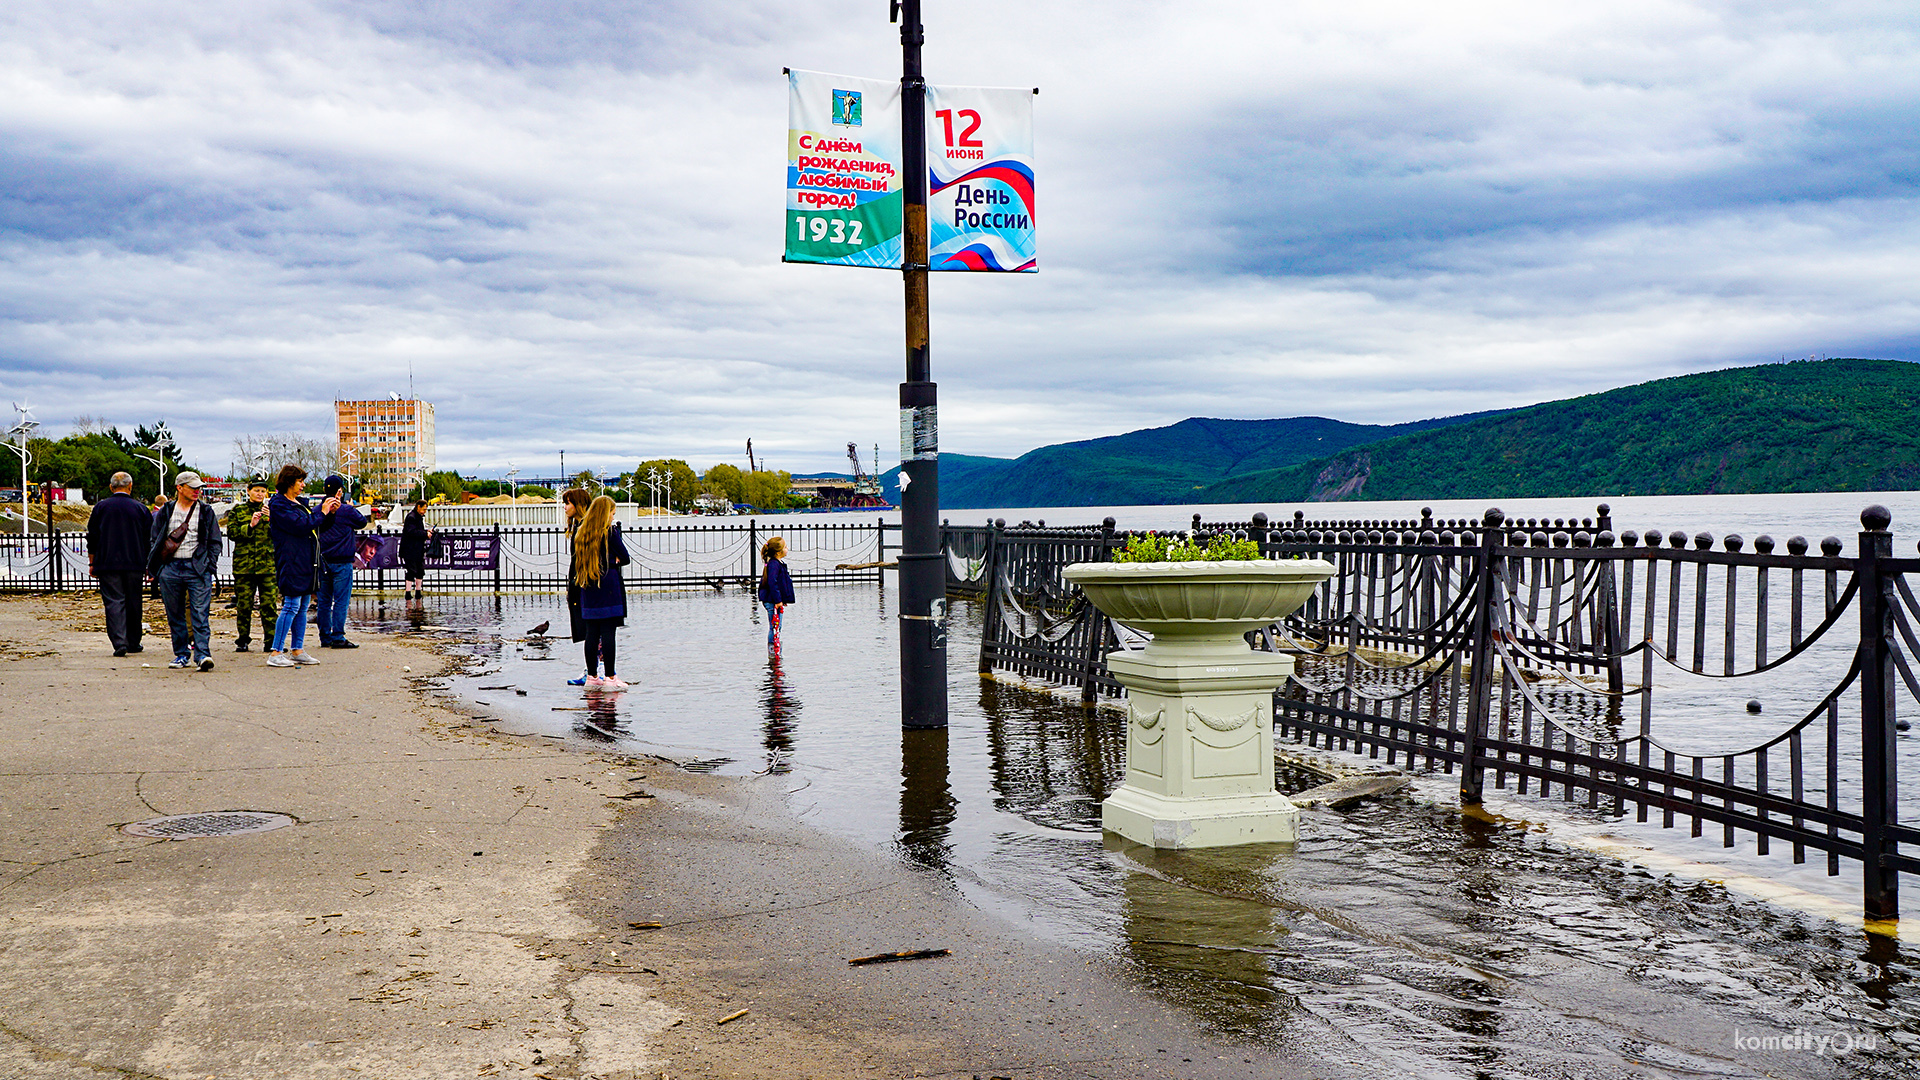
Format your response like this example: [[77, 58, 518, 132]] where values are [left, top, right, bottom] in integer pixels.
[[831, 89, 862, 126]]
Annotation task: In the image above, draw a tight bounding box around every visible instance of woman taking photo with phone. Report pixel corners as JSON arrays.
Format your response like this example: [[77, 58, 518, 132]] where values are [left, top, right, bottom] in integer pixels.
[[567, 494, 630, 689], [265, 464, 338, 667]]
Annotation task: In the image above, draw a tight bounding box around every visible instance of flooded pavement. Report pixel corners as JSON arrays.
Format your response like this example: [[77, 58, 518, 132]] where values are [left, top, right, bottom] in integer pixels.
[[354, 586, 1920, 1078]]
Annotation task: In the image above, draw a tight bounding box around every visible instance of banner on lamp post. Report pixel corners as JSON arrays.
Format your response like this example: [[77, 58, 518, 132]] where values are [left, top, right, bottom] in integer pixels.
[[786, 70, 1035, 272], [785, 69, 904, 268], [926, 84, 1036, 272]]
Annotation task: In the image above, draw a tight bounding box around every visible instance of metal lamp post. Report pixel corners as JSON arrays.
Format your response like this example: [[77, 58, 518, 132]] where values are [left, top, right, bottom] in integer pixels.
[[151, 423, 175, 496], [895, 0, 947, 729], [647, 467, 667, 516], [4, 403, 38, 539], [505, 464, 520, 526]]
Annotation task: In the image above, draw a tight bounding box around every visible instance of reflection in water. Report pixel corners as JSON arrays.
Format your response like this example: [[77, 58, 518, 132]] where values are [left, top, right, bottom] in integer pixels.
[[575, 690, 625, 739], [1113, 840, 1299, 1039], [898, 728, 955, 871], [761, 655, 800, 774], [980, 680, 1125, 833]]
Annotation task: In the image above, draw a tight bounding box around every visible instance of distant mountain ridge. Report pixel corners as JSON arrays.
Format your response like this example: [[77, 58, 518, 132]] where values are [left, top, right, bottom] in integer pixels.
[[1197, 358, 1920, 504], [865, 358, 1918, 509], [880, 412, 1507, 508]]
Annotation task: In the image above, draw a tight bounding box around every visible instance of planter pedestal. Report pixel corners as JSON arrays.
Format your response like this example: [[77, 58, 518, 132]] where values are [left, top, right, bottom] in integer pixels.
[[1102, 647, 1298, 848], [1063, 558, 1335, 850]]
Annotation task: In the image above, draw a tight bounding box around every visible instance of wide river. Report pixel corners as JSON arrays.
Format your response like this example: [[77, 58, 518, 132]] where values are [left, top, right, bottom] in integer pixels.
[[352, 490, 1920, 1078]]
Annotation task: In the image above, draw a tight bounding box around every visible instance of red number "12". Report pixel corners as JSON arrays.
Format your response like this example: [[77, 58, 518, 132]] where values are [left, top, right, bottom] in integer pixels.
[[934, 109, 983, 148]]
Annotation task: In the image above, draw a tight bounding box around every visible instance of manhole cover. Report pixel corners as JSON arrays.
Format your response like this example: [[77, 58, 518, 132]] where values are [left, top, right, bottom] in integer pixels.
[[122, 811, 296, 839]]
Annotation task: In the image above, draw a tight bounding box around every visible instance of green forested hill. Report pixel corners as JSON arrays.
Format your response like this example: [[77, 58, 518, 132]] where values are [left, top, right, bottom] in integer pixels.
[[1199, 358, 1920, 503], [882, 413, 1502, 508]]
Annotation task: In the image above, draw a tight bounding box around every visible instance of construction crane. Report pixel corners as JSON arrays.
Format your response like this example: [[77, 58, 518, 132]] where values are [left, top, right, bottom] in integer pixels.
[[746, 438, 757, 473], [849, 442, 885, 503]]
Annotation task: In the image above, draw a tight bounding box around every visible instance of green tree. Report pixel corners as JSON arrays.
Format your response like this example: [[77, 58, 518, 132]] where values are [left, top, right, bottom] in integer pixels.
[[743, 469, 795, 511], [702, 463, 746, 505], [24, 429, 209, 502], [422, 470, 466, 502]]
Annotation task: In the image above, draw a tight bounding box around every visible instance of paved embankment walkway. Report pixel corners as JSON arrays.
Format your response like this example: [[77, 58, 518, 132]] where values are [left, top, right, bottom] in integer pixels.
[[0, 594, 1367, 1080], [0, 593, 679, 1079]]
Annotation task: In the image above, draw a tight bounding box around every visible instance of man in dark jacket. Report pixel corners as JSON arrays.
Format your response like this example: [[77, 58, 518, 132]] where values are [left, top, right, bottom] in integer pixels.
[[313, 474, 369, 648], [147, 471, 224, 671], [86, 471, 150, 657]]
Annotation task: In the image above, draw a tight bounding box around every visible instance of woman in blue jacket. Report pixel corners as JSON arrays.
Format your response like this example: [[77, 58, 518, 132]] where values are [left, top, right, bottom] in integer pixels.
[[757, 536, 796, 653], [568, 495, 631, 689], [265, 464, 338, 667]]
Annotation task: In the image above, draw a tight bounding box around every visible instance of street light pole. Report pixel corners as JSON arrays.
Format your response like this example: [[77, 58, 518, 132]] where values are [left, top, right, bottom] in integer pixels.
[[896, 0, 947, 729], [4, 404, 38, 539], [151, 423, 175, 496]]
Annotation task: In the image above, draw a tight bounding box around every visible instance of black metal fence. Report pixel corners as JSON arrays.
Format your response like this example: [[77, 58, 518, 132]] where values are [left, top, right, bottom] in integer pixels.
[[949, 505, 1918, 920], [0, 519, 893, 594]]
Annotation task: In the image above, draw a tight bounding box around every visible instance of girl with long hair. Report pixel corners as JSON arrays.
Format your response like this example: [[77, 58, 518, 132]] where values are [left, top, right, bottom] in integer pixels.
[[560, 487, 593, 664], [567, 495, 630, 688], [757, 536, 795, 653]]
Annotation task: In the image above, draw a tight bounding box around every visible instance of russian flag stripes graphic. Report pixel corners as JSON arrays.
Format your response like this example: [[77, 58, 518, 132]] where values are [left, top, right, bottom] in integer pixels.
[[930, 159, 1036, 272]]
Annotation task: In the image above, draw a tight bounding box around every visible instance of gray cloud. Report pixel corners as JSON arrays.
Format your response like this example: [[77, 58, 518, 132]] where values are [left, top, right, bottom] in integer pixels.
[[0, 0, 1916, 479]]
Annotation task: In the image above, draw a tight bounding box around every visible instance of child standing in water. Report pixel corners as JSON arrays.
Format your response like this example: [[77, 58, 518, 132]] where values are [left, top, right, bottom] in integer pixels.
[[568, 495, 630, 689], [758, 536, 796, 654]]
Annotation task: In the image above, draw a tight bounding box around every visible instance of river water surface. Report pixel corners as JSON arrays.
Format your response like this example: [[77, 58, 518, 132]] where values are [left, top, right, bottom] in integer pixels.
[[357, 558, 1920, 1078]]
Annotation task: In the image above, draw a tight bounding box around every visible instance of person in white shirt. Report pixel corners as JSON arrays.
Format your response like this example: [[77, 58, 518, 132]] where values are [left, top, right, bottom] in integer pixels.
[[146, 471, 224, 671]]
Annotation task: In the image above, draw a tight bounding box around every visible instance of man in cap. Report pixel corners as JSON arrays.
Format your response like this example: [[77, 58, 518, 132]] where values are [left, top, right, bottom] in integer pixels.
[[221, 479, 279, 652], [313, 474, 369, 648], [86, 471, 150, 657], [147, 471, 223, 671]]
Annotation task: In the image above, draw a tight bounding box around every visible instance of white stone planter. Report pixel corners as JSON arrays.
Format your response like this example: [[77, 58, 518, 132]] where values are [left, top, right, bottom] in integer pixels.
[[1064, 559, 1336, 849]]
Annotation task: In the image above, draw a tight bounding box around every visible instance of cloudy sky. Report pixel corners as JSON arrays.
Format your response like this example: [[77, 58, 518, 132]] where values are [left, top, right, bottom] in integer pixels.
[[2, 0, 1916, 477]]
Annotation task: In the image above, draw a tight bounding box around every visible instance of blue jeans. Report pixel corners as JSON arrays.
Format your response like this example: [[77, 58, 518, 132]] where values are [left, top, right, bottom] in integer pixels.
[[157, 561, 212, 661], [315, 561, 353, 643], [272, 593, 311, 653], [764, 602, 782, 647]]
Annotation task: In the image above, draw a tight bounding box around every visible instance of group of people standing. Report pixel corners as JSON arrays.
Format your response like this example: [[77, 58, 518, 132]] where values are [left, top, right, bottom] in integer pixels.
[[85, 466, 395, 669], [83, 472, 795, 680]]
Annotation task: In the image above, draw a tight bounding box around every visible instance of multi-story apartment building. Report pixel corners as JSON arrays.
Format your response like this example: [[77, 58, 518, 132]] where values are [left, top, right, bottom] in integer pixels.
[[335, 398, 436, 499]]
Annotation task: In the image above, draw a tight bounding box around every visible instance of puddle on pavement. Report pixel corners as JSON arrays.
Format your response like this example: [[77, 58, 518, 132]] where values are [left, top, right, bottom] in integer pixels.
[[354, 587, 1920, 1078]]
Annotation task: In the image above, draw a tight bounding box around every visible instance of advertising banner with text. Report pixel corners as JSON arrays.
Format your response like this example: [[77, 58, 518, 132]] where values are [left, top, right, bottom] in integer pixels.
[[355, 534, 499, 572], [785, 69, 904, 268], [786, 71, 1034, 272], [925, 84, 1036, 272]]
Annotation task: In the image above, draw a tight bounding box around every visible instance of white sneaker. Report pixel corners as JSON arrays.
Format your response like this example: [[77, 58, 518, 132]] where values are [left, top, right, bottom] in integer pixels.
[[267, 654, 296, 668], [292, 652, 321, 666]]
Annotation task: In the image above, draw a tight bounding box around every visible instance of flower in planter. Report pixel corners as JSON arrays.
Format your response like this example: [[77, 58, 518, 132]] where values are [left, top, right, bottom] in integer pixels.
[[1112, 532, 1262, 563]]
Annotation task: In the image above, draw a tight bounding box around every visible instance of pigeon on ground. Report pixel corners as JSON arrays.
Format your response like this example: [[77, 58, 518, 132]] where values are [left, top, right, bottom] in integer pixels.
[[527, 621, 550, 637]]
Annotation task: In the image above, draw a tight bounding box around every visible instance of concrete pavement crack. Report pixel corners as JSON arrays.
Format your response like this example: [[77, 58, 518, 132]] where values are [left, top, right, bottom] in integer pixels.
[[0, 840, 166, 895], [132, 772, 163, 814], [0, 1019, 171, 1079]]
